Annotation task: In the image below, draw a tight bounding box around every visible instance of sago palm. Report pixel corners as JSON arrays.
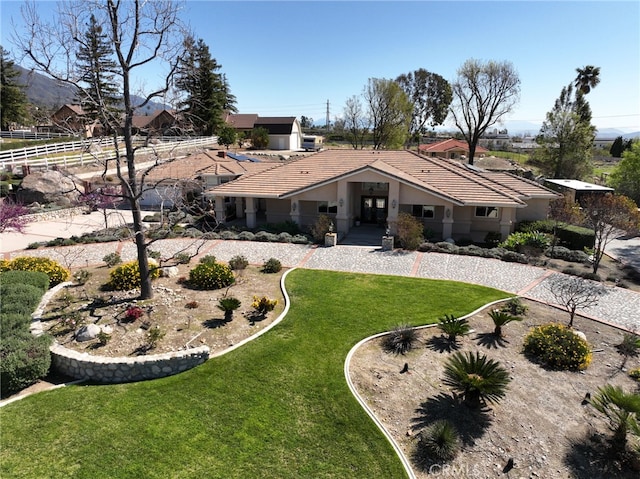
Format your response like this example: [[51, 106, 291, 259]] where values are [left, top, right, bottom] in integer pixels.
[[437, 314, 470, 342], [489, 309, 522, 337], [590, 384, 640, 451], [442, 351, 511, 408]]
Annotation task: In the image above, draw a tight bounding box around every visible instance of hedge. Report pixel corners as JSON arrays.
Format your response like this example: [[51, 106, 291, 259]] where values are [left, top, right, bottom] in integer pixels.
[[0, 283, 46, 315], [0, 270, 50, 292]]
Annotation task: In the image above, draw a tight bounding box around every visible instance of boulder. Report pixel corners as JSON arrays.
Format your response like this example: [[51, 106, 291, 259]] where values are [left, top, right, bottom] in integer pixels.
[[75, 323, 101, 342], [160, 266, 179, 278], [16, 170, 79, 205]]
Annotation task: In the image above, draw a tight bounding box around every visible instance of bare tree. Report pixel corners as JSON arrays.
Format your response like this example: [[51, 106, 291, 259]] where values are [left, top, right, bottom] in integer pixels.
[[581, 193, 640, 275], [342, 95, 369, 149], [546, 274, 607, 328], [450, 59, 520, 165], [15, 0, 187, 299]]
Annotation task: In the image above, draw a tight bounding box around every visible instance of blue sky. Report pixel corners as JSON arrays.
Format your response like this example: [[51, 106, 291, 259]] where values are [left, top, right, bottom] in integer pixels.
[[2, 1, 639, 133]]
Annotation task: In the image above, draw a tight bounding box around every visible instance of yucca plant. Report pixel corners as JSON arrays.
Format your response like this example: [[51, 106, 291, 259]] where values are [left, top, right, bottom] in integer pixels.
[[437, 314, 470, 343], [383, 324, 418, 355], [418, 420, 460, 462], [217, 296, 242, 321], [590, 384, 640, 451], [488, 309, 523, 337], [443, 351, 511, 408]]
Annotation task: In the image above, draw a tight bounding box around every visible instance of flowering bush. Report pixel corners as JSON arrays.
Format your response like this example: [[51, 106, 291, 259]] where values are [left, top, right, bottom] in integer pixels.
[[188, 262, 235, 290], [523, 323, 592, 370], [108, 259, 159, 291], [123, 306, 144, 322], [2, 256, 70, 286], [251, 295, 278, 316]]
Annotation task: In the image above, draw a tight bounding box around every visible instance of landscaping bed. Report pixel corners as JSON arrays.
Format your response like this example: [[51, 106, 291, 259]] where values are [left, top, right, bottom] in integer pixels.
[[349, 299, 640, 478]]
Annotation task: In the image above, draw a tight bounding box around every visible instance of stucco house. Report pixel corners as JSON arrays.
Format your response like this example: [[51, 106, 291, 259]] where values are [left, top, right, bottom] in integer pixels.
[[205, 149, 560, 242], [418, 138, 489, 160], [224, 114, 302, 150]]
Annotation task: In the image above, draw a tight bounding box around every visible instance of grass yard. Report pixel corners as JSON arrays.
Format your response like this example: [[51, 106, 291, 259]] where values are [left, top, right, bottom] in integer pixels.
[[0, 269, 508, 479]]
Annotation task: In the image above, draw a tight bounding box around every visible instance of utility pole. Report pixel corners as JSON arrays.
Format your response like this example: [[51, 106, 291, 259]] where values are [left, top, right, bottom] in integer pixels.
[[325, 99, 330, 130]]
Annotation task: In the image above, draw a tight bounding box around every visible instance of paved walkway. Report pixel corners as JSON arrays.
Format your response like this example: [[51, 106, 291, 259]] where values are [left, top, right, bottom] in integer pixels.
[[3, 235, 639, 332]]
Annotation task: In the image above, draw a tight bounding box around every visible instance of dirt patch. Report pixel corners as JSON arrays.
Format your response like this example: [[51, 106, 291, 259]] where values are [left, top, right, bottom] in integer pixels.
[[40, 264, 285, 357], [349, 299, 640, 479]]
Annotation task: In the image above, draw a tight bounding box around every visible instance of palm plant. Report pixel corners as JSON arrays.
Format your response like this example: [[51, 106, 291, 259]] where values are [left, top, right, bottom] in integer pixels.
[[574, 65, 601, 95], [437, 314, 470, 343], [418, 419, 460, 462], [590, 384, 640, 451], [383, 324, 418, 355], [217, 296, 241, 321], [442, 351, 511, 408], [488, 309, 522, 337]]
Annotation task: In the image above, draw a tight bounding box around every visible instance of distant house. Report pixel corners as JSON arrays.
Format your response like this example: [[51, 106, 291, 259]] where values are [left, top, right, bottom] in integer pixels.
[[131, 110, 178, 136], [418, 138, 488, 160], [224, 114, 302, 150], [205, 149, 560, 242], [544, 179, 614, 206]]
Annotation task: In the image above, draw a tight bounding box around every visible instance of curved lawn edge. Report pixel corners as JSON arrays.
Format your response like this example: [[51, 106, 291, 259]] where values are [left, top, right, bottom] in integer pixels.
[[343, 296, 515, 479]]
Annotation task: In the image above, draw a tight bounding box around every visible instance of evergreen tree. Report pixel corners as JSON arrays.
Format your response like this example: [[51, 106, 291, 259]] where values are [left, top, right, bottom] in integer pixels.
[[75, 15, 120, 130], [175, 37, 235, 135], [534, 68, 599, 179], [0, 46, 29, 130]]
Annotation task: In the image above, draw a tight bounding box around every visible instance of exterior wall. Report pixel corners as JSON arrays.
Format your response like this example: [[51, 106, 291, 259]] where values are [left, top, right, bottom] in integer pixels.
[[265, 198, 292, 223], [139, 184, 181, 208], [515, 198, 549, 223]]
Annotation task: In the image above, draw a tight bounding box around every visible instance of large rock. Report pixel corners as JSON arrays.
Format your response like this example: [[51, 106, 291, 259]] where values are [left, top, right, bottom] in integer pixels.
[[75, 323, 101, 342], [16, 170, 79, 205]]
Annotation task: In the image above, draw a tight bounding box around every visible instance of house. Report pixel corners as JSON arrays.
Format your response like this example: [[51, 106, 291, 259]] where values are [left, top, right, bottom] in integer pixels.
[[224, 114, 302, 150], [131, 110, 178, 136], [418, 138, 489, 160], [137, 150, 278, 209], [543, 179, 614, 206], [205, 149, 560, 242]]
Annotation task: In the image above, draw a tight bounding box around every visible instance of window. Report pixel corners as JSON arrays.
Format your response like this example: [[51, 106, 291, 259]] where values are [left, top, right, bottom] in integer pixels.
[[412, 205, 435, 218], [318, 201, 338, 214], [475, 206, 498, 218]]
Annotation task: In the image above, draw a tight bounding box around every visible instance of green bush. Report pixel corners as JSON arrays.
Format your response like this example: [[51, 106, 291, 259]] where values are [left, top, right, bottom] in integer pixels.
[[188, 262, 235, 290], [545, 246, 589, 263], [228, 255, 249, 270], [500, 297, 528, 316], [103, 252, 122, 267], [500, 231, 551, 252], [198, 255, 217, 265], [437, 314, 471, 342], [0, 283, 45, 315], [0, 313, 31, 338], [0, 270, 50, 291], [394, 212, 424, 251], [417, 420, 460, 462], [254, 231, 279, 242], [523, 323, 592, 370], [0, 334, 52, 396], [262, 258, 282, 274], [237, 231, 256, 241], [557, 224, 594, 251], [2, 256, 69, 286], [108, 260, 160, 291], [174, 252, 191, 265]]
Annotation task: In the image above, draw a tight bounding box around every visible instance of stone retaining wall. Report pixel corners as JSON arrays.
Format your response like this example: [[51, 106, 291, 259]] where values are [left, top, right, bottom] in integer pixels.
[[31, 282, 210, 384], [23, 206, 88, 222]]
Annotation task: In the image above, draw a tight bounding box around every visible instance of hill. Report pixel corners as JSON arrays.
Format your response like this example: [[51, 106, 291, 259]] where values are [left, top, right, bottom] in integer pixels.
[[16, 65, 171, 113]]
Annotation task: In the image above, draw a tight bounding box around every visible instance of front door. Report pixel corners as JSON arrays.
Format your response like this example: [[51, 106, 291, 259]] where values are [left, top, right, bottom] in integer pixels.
[[361, 197, 387, 224]]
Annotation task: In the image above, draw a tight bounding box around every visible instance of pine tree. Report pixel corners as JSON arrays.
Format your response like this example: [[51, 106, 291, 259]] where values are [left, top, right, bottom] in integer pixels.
[[175, 37, 235, 135], [75, 15, 120, 130], [0, 46, 29, 130]]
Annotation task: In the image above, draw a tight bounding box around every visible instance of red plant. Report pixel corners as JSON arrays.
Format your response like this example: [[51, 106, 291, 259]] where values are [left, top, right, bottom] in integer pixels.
[[123, 305, 144, 322], [0, 199, 30, 233]]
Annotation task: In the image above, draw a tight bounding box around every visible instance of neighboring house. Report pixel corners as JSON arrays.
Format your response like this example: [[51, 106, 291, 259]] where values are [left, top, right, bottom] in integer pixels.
[[544, 179, 614, 206], [205, 149, 560, 242], [224, 114, 302, 150], [418, 138, 489, 160], [131, 110, 178, 136], [137, 149, 277, 209]]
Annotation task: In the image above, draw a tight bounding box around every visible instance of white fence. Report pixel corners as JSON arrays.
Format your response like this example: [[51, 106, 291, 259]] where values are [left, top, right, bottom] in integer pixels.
[[0, 136, 218, 171], [0, 131, 70, 140]]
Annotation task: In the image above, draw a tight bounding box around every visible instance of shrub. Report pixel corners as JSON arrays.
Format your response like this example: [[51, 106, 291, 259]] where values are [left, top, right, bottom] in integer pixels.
[[417, 420, 460, 462], [0, 334, 52, 396], [103, 252, 122, 267], [188, 262, 235, 290], [237, 231, 256, 241], [108, 260, 160, 291], [146, 326, 165, 349], [254, 231, 279, 242], [545, 246, 589, 263], [4, 256, 70, 286], [229, 255, 249, 270], [251, 295, 278, 316], [199, 255, 217, 265], [500, 297, 528, 316], [217, 296, 242, 320], [292, 234, 311, 244], [617, 333, 640, 358], [0, 313, 31, 338], [96, 330, 111, 346], [147, 250, 161, 261], [262, 258, 282, 274], [310, 214, 332, 243], [394, 212, 424, 250], [500, 230, 551, 253], [185, 301, 199, 309], [382, 324, 418, 355], [500, 250, 528, 264], [590, 384, 640, 451], [523, 323, 592, 370], [0, 270, 49, 291], [123, 305, 144, 322], [277, 232, 293, 243], [220, 230, 239, 240], [437, 314, 470, 342], [0, 283, 45, 315], [72, 269, 92, 285], [174, 252, 192, 264], [442, 351, 511, 408], [488, 309, 522, 337]]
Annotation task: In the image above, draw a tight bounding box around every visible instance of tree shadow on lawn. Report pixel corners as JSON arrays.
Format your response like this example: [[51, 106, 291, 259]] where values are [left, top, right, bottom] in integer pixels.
[[475, 332, 510, 349], [564, 430, 640, 479], [425, 335, 462, 353], [410, 392, 494, 471]]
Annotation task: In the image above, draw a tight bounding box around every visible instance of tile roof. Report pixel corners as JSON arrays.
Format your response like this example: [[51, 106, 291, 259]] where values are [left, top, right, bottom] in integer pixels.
[[224, 113, 259, 129], [418, 138, 488, 154], [206, 149, 557, 207]]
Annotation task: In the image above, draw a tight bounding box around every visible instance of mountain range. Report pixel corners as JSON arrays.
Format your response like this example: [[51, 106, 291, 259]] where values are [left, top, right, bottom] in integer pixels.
[[16, 65, 171, 114]]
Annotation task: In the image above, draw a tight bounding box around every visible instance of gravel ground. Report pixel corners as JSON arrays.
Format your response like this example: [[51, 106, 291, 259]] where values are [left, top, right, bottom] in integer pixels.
[[8, 239, 640, 332]]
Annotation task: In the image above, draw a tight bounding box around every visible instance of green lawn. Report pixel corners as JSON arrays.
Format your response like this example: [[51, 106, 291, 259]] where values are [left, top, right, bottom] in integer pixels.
[[0, 269, 508, 478]]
